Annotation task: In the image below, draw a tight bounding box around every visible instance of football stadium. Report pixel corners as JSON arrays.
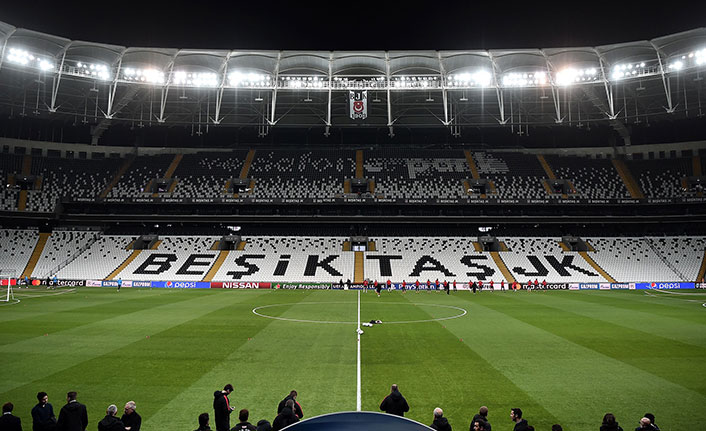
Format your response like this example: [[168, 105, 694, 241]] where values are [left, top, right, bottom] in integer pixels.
[[0, 7, 706, 431]]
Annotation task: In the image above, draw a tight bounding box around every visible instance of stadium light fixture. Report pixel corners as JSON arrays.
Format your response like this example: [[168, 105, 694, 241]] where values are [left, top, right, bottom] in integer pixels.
[[610, 62, 647, 80], [123, 67, 165, 84], [228, 71, 271, 88], [555, 67, 599, 86], [393, 76, 439, 89], [75, 61, 110, 80], [6, 47, 55, 72], [448, 70, 492, 88], [279, 75, 326, 89], [173, 71, 218, 87], [501, 71, 547, 87]]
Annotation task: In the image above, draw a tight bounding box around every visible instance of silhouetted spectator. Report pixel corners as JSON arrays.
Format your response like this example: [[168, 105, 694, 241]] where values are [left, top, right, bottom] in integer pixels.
[[231, 409, 256, 431], [272, 400, 298, 431], [0, 402, 22, 431], [600, 413, 623, 431], [31, 392, 56, 431], [97, 405, 125, 431], [430, 408, 451, 431], [551, 425, 563, 431], [213, 384, 235, 431], [56, 392, 87, 431], [194, 413, 211, 431], [643, 414, 659, 431], [379, 384, 409, 417], [120, 402, 140, 431], [510, 409, 529, 431], [276, 391, 303, 419], [470, 406, 491, 431], [635, 417, 657, 430], [470, 420, 488, 431], [255, 420, 271, 431]]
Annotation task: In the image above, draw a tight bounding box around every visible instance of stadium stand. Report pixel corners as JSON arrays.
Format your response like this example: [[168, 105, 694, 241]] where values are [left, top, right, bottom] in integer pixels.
[[471, 152, 551, 199], [625, 157, 693, 198], [31, 230, 101, 278], [170, 151, 248, 198], [584, 237, 682, 282], [107, 154, 175, 198], [56, 235, 136, 279], [248, 150, 354, 199], [0, 229, 39, 276], [646, 236, 706, 281], [363, 149, 469, 199], [544, 155, 631, 199]]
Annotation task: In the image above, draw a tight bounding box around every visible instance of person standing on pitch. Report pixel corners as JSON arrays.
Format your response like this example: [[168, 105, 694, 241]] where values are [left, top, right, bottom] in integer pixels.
[[0, 402, 22, 431], [213, 384, 235, 431], [56, 392, 87, 431], [276, 391, 302, 419], [31, 392, 56, 431], [379, 384, 409, 417], [120, 401, 140, 431]]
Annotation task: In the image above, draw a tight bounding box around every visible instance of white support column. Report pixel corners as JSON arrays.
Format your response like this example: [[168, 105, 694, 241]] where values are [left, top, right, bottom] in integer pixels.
[[106, 48, 128, 119], [50, 42, 72, 113], [438, 51, 449, 125], [269, 51, 281, 125], [326, 52, 333, 128], [540, 50, 563, 123], [158, 51, 180, 123], [213, 52, 232, 125], [488, 52, 508, 124], [649, 41, 675, 113], [593, 48, 617, 119], [385, 52, 393, 137]]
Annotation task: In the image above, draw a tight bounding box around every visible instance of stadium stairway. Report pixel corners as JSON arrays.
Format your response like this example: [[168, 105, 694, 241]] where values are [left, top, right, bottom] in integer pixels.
[[354, 251, 364, 283], [698, 250, 706, 282], [464, 150, 486, 197], [537, 155, 569, 198], [694, 155, 703, 197], [17, 155, 32, 211], [100, 156, 134, 199], [612, 159, 645, 199], [107, 250, 142, 280], [355, 150, 364, 179], [490, 251, 516, 283], [21, 232, 50, 278], [203, 251, 229, 282], [578, 251, 617, 282], [152, 154, 182, 197]]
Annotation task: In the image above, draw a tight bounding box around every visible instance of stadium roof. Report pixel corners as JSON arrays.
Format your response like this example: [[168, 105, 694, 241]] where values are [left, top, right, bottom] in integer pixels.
[[1, 20, 706, 143]]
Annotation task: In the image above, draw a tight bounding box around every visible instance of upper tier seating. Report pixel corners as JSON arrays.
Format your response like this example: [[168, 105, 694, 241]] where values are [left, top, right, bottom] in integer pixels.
[[170, 151, 248, 198], [472, 152, 551, 199], [545, 155, 631, 199], [108, 155, 175, 198], [0, 154, 25, 211], [364, 149, 469, 199], [249, 150, 354, 199], [625, 157, 693, 198]]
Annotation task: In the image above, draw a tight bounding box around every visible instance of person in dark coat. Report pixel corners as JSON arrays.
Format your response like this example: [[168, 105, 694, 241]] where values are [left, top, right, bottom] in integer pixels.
[[56, 392, 87, 431], [31, 392, 56, 431], [510, 409, 529, 431], [430, 408, 452, 431], [600, 413, 623, 431], [255, 420, 271, 431], [194, 413, 211, 431], [97, 405, 125, 431], [276, 391, 303, 419], [230, 409, 256, 431], [272, 400, 298, 431], [643, 414, 659, 431], [379, 384, 409, 417], [0, 402, 22, 431], [470, 406, 491, 431], [120, 402, 140, 431], [470, 420, 488, 431], [213, 384, 235, 431]]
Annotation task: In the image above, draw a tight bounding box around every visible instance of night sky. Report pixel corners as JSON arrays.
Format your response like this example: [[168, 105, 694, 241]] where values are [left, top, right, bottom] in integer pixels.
[[1, 2, 704, 51]]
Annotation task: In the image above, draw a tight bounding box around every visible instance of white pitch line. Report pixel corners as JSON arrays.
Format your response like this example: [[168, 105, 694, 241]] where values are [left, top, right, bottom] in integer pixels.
[[356, 290, 362, 412]]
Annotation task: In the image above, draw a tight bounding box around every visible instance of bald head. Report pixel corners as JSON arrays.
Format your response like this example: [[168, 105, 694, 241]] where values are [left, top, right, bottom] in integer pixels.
[[391, 384, 398, 392], [433, 408, 443, 418]]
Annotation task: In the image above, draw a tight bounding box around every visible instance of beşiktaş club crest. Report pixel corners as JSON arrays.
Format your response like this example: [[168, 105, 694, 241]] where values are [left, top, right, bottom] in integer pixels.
[[349, 90, 367, 120]]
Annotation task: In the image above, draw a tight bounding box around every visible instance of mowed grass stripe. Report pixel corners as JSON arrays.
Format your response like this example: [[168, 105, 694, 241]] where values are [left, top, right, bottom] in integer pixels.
[[1, 288, 274, 430], [557, 289, 706, 326], [464, 291, 706, 431], [358, 291, 560, 429], [507, 290, 706, 349], [0, 288, 194, 344], [0, 288, 263, 395], [143, 290, 358, 430]]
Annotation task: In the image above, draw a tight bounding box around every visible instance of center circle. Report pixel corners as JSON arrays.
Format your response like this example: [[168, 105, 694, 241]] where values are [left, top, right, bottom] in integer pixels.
[[252, 301, 467, 324]]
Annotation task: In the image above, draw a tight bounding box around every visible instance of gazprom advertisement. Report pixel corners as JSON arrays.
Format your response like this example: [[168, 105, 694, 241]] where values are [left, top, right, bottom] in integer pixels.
[[635, 282, 695, 290]]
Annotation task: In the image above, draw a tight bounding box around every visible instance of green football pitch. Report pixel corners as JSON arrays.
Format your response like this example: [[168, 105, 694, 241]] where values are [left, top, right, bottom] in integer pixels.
[[1, 287, 705, 431]]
